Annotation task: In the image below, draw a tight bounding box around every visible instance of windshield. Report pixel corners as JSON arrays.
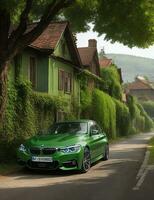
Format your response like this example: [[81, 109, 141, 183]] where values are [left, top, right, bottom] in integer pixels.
[[49, 122, 88, 135]]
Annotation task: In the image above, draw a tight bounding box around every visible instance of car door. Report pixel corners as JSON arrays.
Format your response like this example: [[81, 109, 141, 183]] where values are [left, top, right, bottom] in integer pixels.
[[89, 123, 103, 160], [95, 123, 107, 157]]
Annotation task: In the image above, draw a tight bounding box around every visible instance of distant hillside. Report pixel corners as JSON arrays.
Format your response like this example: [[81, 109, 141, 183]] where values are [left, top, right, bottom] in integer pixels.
[[105, 54, 154, 83]]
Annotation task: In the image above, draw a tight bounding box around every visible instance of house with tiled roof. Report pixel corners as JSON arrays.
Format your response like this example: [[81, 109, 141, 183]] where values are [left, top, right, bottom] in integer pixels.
[[9, 21, 82, 121], [78, 39, 101, 90], [126, 76, 154, 101], [99, 56, 112, 68]]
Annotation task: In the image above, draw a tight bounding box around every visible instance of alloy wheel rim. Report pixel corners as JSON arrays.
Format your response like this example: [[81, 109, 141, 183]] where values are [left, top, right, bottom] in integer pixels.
[[106, 146, 109, 159], [83, 149, 91, 171]]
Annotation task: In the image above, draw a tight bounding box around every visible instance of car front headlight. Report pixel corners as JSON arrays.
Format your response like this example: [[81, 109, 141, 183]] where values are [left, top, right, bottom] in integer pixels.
[[60, 145, 81, 153], [18, 144, 27, 153]]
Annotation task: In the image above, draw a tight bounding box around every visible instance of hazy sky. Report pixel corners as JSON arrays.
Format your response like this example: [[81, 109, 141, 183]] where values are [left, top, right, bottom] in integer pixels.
[[77, 29, 154, 59]]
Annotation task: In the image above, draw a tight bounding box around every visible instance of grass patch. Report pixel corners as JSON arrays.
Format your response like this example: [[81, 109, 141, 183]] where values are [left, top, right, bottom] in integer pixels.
[[0, 162, 21, 175], [148, 137, 154, 165]]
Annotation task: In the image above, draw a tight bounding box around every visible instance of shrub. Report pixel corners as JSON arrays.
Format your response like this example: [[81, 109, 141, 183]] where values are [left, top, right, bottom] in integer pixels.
[[0, 81, 17, 141], [80, 88, 92, 118], [15, 80, 36, 140], [137, 103, 153, 132], [92, 89, 116, 139], [0, 79, 71, 162], [141, 101, 154, 118], [127, 95, 153, 133], [113, 99, 130, 136], [100, 66, 122, 100]]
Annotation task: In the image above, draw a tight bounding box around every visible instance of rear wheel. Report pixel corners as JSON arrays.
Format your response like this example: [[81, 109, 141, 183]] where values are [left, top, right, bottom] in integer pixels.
[[80, 147, 91, 173], [103, 144, 109, 161]]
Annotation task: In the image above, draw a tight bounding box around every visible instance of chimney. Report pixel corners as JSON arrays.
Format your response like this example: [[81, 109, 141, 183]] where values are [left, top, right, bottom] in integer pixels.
[[88, 39, 97, 48]]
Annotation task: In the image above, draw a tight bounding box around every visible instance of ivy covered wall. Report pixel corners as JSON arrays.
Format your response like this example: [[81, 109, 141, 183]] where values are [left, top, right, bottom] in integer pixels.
[[0, 80, 77, 162]]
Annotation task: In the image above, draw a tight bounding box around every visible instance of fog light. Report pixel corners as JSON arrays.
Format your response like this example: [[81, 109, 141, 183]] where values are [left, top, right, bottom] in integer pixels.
[[63, 160, 77, 168], [72, 160, 76, 165]]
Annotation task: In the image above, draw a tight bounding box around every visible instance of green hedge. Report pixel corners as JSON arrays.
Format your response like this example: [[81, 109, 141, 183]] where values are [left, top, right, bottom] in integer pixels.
[[100, 66, 122, 100], [80, 87, 92, 118], [127, 95, 153, 133], [0, 80, 70, 162], [141, 101, 154, 119], [137, 103, 153, 132], [113, 99, 130, 136], [92, 89, 116, 139]]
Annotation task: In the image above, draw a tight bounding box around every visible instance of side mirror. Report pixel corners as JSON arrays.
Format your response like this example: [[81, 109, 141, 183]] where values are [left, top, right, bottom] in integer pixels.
[[102, 132, 106, 138], [91, 129, 99, 135]]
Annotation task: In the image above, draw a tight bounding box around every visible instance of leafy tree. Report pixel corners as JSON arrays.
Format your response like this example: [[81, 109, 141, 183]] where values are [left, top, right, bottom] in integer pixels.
[[0, 0, 74, 121], [0, 0, 154, 121], [65, 0, 154, 47]]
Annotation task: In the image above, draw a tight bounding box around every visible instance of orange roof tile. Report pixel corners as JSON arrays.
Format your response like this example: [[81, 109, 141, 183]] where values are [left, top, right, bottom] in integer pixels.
[[30, 22, 67, 50], [128, 80, 153, 90], [78, 47, 96, 66], [99, 58, 112, 68]]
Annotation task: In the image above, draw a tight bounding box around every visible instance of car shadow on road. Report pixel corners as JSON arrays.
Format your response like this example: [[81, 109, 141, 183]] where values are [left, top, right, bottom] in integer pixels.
[[8, 159, 104, 179], [1, 134, 153, 200], [0, 156, 141, 200], [1, 146, 145, 181]]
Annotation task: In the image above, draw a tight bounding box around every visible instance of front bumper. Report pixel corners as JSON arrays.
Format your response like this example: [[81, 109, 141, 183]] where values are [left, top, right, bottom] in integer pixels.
[[17, 149, 83, 171]]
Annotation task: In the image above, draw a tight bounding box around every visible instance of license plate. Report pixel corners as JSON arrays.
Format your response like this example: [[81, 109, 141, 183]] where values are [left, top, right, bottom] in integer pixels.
[[32, 156, 53, 162]]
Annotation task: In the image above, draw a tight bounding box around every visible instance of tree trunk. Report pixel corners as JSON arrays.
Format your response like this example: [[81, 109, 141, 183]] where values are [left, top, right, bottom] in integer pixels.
[[0, 62, 9, 122]]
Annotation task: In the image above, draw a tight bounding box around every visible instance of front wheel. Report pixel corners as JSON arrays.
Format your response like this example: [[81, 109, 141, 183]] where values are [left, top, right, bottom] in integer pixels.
[[102, 144, 109, 161], [80, 147, 91, 173]]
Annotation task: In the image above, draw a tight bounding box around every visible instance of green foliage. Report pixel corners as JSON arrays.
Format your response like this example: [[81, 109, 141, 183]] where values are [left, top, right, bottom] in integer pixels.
[[137, 103, 153, 132], [104, 54, 154, 83], [15, 80, 36, 140], [92, 89, 116, 139], [127, 95, 144, 132], [1, 0, 154, 47], [141, 101, 154, 119], [93, 0, 154, 48], [0, 79, 70, 162], [32, 92, 69, 132], [1, 81, 17, 141], [148, 137, 154, 165], [80, 88, 92, 118], [127, 95, 136, 120], [113, 99, 130, 136], [100, 66, 122, 100], [64, 0, 154, 47], [127, 95, 153, 133]]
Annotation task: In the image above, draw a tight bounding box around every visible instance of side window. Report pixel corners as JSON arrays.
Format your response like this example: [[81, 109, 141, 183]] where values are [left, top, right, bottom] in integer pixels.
[[65, 72, 72, 94], [29, 57, 37, 89], [95, 124, 102, 133], [58, 70, 64, 90], [58, 69, 72, 94], [90, 125, 100, 135]]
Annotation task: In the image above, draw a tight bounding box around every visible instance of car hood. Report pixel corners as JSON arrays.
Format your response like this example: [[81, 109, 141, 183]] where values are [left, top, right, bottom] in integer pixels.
[[26, 133, 87, 148]]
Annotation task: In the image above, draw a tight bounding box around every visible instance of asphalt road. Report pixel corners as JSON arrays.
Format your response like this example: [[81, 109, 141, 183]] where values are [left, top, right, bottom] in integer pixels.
[[0, 132, 154, 200]]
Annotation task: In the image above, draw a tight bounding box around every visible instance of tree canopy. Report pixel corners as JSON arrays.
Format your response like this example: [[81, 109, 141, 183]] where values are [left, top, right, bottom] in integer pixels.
[[0, 0, 154, 48], [0, 0, 154, 121], [64, 0, 154, 48]]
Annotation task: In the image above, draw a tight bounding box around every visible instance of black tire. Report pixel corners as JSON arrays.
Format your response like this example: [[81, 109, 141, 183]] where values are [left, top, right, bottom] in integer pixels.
[[103, 144, 109, 161], [80, 147, 91, 173]]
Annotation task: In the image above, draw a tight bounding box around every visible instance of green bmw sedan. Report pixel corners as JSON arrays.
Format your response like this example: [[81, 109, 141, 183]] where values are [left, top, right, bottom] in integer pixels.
[[17, 120, 109, 172]]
